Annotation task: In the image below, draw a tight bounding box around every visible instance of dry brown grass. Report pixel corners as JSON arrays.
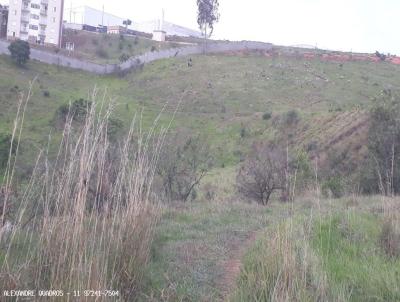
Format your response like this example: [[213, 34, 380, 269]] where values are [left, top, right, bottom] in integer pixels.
[[0, 87, 164, 300]]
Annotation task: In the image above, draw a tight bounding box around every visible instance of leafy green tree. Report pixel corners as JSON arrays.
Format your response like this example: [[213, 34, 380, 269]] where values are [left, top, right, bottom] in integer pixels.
[[196, 0, 220, 52], [8, 40, 30, 66], [123, 19, 132, 30], [364, 96, 400, 195]]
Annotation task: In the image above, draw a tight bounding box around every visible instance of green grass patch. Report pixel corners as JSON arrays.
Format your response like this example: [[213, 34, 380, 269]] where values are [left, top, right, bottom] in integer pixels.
[[233, 205, 400, 302], [314, 213, 400, 301]]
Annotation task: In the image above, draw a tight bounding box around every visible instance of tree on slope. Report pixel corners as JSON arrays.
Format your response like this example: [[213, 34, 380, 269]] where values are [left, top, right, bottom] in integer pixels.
[[196, 0, 220, 53], [8, 40, 30, 66], [362, 93, 400, 196], [237, 143, 286, 206]]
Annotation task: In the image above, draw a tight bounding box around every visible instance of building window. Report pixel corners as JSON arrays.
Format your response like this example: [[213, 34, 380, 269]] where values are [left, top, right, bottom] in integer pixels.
[[53, 7, 56, 12], [31, 4, 40, 9], [52, 17, 56, 23], [29, 24, 38, 30], [31, 14, 39, 20]]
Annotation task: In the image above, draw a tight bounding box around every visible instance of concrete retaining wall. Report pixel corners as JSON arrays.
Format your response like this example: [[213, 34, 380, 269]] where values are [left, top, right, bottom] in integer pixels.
[[0, 39, 273, 75]]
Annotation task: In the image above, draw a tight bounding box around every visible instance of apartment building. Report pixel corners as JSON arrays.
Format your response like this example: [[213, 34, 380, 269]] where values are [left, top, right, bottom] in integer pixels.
[[7, 0, 64, 47], [0, 5, 8, 38]]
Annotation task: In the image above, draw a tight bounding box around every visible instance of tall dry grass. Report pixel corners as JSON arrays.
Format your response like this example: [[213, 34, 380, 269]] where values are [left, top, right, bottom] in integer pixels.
[[232, 219, 329, 302], [0, 87, 165, 300]]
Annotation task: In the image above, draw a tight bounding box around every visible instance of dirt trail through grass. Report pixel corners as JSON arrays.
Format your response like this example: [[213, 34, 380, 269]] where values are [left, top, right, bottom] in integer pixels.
[[142, 202, 273, 301], [216, 230, 259, 301]]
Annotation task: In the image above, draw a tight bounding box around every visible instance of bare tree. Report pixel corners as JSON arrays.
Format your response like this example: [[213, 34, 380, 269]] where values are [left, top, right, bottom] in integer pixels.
[[157, 132, 212, 202], [196, 0, 220, 53], [237, 143, 286, 206]]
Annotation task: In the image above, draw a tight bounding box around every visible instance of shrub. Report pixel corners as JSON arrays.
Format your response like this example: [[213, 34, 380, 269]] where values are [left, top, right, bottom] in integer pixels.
[[375, 51, 387, 61], [361, 97, 400, 195], [107, 117, 124, 139], [285, 109, 300, 126], [56, 98, 92, 124], [379, 218, 400, 258], [262, 111, 272, 120], [322, 176, 344, 198], [0, 134, 15, 168], [43, 90, 50, 97], [150, 46, 157, 52], [203, 183, 217, 201], [240, 126, 247, 138], [306, 141, 318, 152], [119, 53, 130, 63], [8, 40, 30, 66], [237, 143, 286, 205], [95, 47, 108, 59], [157, 132, 213, 202]]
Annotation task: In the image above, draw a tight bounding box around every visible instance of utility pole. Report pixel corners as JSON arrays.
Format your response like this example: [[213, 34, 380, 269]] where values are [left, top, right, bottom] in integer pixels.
[[161, 8, 165, 31], [102, 4, 104, 28]]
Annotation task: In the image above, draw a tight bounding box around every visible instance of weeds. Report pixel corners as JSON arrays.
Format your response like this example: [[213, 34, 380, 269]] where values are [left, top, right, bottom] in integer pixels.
[[233, 220, 328, 301], [0, 88, 165, 301]]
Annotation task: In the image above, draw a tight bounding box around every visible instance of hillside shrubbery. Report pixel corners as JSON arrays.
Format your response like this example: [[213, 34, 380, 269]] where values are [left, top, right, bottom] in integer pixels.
[[360, 94, 400, 195], [8, 40, 30, 66]]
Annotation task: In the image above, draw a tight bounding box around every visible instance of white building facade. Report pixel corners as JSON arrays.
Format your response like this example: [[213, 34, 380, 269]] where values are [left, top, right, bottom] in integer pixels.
[[7, 0, 64, 47], [64, 6, 124, 29]]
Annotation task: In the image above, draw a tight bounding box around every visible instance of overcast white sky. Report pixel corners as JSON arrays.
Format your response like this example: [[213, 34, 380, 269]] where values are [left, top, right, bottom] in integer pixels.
[[2, 0, 399, 54]]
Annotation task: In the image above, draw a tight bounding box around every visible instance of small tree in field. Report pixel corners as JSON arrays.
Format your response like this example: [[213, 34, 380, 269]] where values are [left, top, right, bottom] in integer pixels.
[[8, 40, 30, 66], [157, 132, 213, 202], [237, 143, 286, 206], [196, 0, 220, 52]]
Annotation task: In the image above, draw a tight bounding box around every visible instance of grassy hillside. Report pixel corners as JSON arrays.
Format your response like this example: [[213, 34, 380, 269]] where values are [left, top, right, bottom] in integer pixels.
[[1, 45, 400, 301], [1, 50, 399, 170]]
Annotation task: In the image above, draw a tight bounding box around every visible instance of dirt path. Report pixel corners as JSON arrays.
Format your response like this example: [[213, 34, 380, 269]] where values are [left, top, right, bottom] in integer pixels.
[[216, 230, 259, 301]]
